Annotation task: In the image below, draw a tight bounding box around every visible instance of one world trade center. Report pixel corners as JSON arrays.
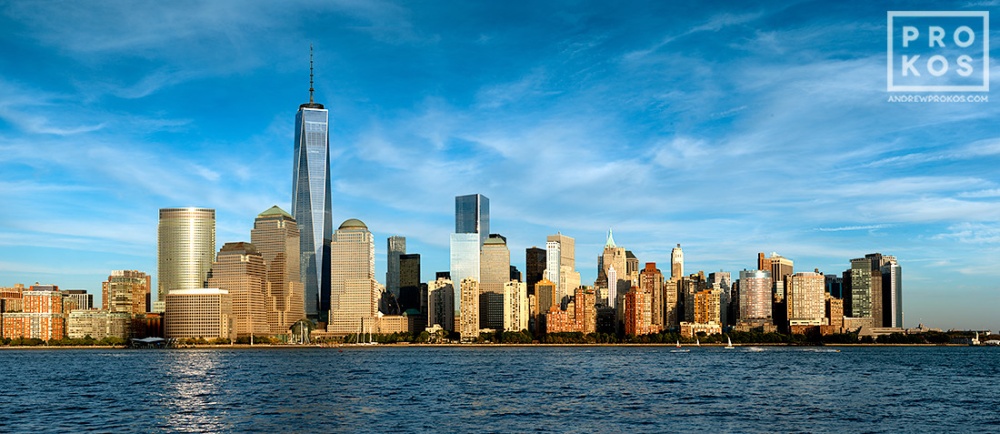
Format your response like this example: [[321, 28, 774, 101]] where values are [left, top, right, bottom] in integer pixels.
[[292, 48, 332, 321]]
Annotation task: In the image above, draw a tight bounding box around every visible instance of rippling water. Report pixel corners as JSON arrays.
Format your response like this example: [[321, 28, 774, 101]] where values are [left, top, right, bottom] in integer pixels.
[[2, 346, 999, 432]]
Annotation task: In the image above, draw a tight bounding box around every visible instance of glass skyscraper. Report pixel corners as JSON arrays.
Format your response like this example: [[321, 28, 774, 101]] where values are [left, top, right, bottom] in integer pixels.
[[292, 54, 333, 320], [455, 194, 489, 246], [157, 208, 216, 302], [450, 194, 489, 330]]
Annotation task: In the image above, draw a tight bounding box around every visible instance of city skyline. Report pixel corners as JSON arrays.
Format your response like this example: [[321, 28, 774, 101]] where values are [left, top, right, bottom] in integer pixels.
[[1, 1, 999, 331]]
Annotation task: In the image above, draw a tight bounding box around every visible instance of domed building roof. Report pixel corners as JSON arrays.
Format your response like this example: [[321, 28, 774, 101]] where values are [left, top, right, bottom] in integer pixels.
[[338, 218, 368, 230]]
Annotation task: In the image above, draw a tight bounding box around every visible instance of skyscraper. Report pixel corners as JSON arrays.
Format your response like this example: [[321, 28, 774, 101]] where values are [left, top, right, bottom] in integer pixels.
[[525, 247, 546, 296], [640, 263, 664, 329], [596, 230, 627, 307], [480, 235, 510, 330], [545, 233, 579, 305], [739, 269, 772, 323], [671, 244, 684, 280], [292, 48, 333, 321], [881, 257, 903, 328], [451, 193, 489, 328], [455, 194, 489, 246], [386, 236, 406, 299], [251, 206, 305, 334], [328, 219, 378, 335], [157, 208, 216, 304], [398, 253, 421, 313], [207, 242, 269, 338], [847, 257, 872, 319], [459, 278, 480, 341]]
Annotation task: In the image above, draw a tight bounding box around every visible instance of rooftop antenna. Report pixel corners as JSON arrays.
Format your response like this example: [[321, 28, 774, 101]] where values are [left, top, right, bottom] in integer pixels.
[[309, 44, 315, 103]]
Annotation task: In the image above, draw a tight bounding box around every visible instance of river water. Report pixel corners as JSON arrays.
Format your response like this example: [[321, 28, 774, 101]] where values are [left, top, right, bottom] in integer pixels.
[[2, 346, 998, 432]]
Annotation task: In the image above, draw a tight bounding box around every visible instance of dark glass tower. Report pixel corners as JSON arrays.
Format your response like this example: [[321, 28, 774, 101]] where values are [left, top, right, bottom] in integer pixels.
[[292, 48, 332, 320], [455, 194, 489, 245]]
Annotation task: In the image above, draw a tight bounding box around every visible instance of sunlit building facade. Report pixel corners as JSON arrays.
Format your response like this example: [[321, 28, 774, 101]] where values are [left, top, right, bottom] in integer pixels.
[[459, 278, 480, 341], [157, 208, 216, 302], [207, 242, 269, 338], [480, 235, 510, 330], [102, 270, 150, 315], [738, 269, 772, 322], [251, 206, 305, 335], [164, 288, 232, 340], [328, 219, 378, 335]]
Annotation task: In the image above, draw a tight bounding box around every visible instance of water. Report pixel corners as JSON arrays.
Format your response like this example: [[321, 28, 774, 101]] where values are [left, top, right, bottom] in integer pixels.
[[2, 346, 998, 432]]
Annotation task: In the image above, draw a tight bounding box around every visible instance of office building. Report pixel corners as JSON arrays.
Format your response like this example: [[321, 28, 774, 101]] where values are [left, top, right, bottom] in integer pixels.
[[328, 219, 378, 335], [102, 270, 150, 315], [525, 247, 546, 296], [480, 235, 510, 330], [671, 244, 684, 280], [399, 253, 422, 313], [596, 230, 627, 308], [386, 236, 406, 299], [881, 258, 903, 328], [292, 51, 333, 320], [640, 263, 664, 329], [251, 206, 305, 335], [164, 288, 233, 340], [534, 278, 557, 335], [207, 242, 269, 338], [545, 233, 579, 304], [158, 208, 215, 302], [455, 194, 490, 246], [846, 257, 872, 320], [825, 274, 843, 299]]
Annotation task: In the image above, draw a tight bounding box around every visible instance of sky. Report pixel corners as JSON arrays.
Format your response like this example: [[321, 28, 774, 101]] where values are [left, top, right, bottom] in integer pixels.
[[1, 1, 999, 331]]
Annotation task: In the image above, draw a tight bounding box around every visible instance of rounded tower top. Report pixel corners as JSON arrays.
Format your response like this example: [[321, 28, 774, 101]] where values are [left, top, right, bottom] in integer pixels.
[[338, 218, 368, 230]]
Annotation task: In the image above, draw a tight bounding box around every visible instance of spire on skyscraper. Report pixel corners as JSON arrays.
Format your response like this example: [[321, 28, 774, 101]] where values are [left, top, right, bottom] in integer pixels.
[[309, 44, 315, 103], [605, 228, 616, 248]]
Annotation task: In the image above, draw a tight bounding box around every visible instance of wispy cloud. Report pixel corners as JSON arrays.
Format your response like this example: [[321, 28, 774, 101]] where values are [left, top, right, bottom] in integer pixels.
[[816, 225, 890, 232]]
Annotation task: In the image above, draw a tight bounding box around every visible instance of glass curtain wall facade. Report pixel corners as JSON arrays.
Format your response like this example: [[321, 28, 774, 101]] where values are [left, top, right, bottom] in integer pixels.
[[158, 208, 216, 302], [292, 102, 332, 320]]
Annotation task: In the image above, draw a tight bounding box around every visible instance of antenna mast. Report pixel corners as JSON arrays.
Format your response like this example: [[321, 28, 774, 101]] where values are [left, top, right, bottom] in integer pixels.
[[309, 44, 315, 103]]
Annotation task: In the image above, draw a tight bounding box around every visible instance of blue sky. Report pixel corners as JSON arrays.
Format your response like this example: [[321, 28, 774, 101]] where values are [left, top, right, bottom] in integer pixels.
[[2, 1, 999, 331]]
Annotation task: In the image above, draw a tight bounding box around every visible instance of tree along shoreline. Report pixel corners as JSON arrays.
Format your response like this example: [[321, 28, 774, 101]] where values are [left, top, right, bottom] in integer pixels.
[[2, 329, 992, 348]]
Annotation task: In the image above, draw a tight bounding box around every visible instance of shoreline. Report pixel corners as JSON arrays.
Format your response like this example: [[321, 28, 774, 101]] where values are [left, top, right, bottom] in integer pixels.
[[0, 343, 979, 350]]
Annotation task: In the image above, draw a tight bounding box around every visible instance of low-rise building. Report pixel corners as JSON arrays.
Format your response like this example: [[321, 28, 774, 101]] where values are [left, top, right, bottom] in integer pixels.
[[68, 310, 130, 340], [164, 288, 233, 340]]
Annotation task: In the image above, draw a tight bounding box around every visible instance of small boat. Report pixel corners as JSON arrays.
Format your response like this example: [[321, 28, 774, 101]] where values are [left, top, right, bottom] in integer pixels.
[[676, 340, 682, 348], [725, 335, 734, 349], [696, 337, 700, 347]]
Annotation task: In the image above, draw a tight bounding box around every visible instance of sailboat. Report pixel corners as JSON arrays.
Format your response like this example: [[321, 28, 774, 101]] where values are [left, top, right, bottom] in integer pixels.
[[696, 336, 700, 347], [725, 335, 735, 349], [671, 339, 689, 353]]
